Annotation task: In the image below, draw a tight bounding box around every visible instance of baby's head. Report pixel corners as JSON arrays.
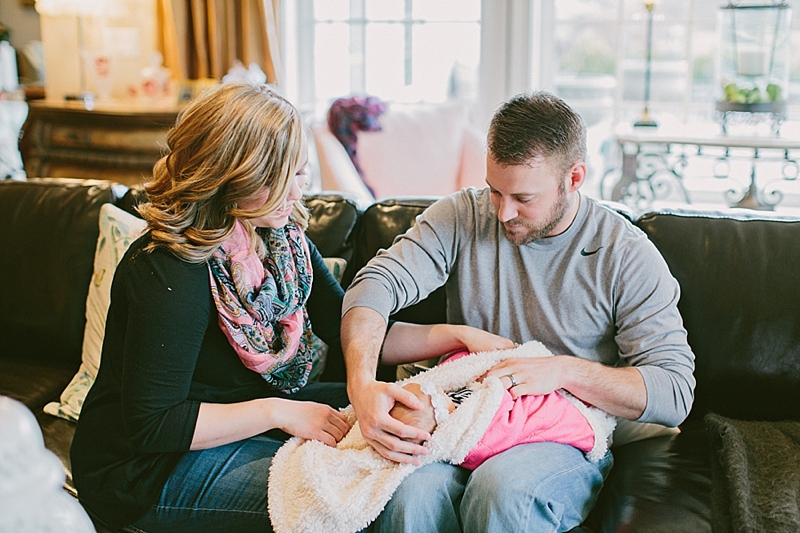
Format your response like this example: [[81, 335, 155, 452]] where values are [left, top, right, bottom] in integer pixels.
[[389, 383, 455, 444]]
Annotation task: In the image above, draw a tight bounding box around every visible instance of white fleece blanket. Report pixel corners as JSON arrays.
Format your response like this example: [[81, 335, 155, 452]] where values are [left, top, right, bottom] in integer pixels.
[[267, 341, 616, 533]]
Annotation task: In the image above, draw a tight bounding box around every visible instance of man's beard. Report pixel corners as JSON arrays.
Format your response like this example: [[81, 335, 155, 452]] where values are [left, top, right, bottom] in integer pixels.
[[500, 180, 569, 246]]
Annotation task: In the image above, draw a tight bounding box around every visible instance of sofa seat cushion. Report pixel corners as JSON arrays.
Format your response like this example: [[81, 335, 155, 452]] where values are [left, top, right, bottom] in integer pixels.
[[36, 410, 78, 496], [586, 424, 712, 533], [0, 359, 77, 413]]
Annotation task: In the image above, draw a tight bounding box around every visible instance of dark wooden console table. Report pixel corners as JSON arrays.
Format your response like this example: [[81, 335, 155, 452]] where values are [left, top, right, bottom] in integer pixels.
[[20, 100, 182, 187]]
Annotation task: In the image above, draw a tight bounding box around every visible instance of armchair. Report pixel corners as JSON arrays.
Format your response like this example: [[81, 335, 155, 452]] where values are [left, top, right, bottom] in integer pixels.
[[311, 102, 487, 207]]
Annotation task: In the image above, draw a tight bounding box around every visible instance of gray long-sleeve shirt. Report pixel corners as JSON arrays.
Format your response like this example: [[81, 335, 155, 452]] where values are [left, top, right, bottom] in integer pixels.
[[343, 188, 695, 427]]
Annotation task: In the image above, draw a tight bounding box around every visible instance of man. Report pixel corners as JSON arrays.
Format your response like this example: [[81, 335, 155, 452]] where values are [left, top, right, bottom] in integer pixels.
[[341, 92, 695, 533]]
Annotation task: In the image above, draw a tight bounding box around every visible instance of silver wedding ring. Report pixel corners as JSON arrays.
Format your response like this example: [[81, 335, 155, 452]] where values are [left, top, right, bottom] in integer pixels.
[[506, 373, 518, 388]]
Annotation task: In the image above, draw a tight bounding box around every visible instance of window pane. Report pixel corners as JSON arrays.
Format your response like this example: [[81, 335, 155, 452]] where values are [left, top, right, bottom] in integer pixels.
[[693, 1, 720, 23], [366, 0, 405, 21], [314, 23, 351, 103], [791, 31, 800, 104], [623, 0, 690, 22], [363, 21, 480, 104], [414, 0, 481, 22], [691, 25, 717, 104], [556, 0, 620, 22], [364, 23, 406, 100], [621, 23, 688, 102], [554, 24, 618, 126], [314, 0, 349, 21], [412, 22, 481, 103], [556, 23, 618, 76]]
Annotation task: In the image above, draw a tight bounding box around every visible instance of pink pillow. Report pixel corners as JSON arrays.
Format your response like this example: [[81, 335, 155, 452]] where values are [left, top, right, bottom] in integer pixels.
[[456, 125, 487, 190], [357, 104, 469, 199]]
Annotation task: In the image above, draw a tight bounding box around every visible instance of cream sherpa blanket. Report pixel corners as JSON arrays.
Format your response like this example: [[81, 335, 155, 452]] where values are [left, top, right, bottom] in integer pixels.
[[267, 341, 617, 533]]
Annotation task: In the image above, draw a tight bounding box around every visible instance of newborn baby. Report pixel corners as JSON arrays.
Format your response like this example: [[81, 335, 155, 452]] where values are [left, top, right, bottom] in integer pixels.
[[389, 350, 598, 470]]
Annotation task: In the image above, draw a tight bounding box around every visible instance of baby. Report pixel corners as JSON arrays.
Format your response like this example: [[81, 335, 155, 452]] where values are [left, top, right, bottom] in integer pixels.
[[267, 343, 615, 533], [390, 350, 598, 470]]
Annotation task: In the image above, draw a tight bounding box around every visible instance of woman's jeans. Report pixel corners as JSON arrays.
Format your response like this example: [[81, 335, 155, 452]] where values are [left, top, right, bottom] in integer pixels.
[[370, 442, 614, 533], [125, 382, 348, 533]]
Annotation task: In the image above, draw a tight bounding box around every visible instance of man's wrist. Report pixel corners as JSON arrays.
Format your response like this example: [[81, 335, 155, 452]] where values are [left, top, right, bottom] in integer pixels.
[[347, 371, 376, 393], [556, 355, 581, 391]]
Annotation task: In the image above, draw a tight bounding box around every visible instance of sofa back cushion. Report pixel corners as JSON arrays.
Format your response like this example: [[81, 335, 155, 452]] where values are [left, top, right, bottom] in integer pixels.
[[119, 188, 361, 269], [0, 179, 119, 366], [350, 197, 446, 321], [303, 193, 360, 267], [636, 208, 800, 424]]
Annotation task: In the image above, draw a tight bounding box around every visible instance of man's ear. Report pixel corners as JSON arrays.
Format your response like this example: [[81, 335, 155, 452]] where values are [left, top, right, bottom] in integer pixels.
[[567, 162, 587, 192]]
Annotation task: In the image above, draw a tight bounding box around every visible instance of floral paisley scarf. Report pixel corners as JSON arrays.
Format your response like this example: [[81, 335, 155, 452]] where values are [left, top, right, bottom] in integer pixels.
[[208, 220, 314, 393]]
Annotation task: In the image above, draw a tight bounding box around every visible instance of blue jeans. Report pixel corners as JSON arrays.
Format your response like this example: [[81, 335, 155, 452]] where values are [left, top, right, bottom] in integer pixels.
[[370, 442, 613, 533], [125, 382, 348, 533]]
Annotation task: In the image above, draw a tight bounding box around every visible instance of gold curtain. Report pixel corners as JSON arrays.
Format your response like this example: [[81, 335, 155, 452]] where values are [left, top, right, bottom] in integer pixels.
[[157, 0, 282, 84]]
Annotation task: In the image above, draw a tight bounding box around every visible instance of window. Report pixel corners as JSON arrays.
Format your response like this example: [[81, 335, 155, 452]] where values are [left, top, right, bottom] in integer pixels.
[[283, 0, 481, 118], [284, 0, 800, 194], [540, 0, 800, 128]]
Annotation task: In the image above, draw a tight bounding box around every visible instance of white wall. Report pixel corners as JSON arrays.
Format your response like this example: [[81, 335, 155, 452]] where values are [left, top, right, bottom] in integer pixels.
[[38, 0, 158, 101]]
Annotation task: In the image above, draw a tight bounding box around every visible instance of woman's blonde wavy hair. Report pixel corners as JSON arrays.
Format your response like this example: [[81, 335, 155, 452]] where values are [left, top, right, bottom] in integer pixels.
[[138, 82, 309, 263]]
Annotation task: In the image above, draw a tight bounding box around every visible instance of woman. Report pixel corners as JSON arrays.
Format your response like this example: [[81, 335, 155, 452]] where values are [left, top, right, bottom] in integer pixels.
[[71, 82, 512, 533], [71, 83, 352, 533]]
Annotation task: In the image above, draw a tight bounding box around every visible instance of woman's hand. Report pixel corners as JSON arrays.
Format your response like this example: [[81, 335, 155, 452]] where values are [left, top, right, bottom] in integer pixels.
[[271, 399, 351, 447]]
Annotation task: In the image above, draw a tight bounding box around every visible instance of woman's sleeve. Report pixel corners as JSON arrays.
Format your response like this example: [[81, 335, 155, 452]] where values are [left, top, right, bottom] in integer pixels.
[[117, 248, 211, 453]]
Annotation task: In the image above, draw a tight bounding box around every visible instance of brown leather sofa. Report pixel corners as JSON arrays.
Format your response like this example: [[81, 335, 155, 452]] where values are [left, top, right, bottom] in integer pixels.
[[3, 177, 800, 533]]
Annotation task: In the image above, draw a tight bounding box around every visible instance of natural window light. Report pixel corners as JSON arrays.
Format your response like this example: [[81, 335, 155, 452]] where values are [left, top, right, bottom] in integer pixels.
[[284, 0, 800, 206], [284, 0, 481, 118]]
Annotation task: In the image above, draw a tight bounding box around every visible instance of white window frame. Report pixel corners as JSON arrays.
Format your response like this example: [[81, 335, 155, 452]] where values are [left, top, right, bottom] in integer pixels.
[[282, 0, 799, 127]]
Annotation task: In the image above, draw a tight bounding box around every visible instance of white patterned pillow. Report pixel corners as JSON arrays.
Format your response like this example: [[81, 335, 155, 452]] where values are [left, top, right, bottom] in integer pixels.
[[45, 204, 147, 421]]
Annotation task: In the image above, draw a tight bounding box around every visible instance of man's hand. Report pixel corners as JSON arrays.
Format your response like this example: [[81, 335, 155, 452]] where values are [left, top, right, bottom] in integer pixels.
[[349, 380, 431, 464], [484, 354, 647, 420], [484, 355, 568, 399]]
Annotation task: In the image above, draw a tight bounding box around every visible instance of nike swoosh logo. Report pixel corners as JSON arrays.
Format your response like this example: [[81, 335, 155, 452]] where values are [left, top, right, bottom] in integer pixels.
[[580, 246, 603, 256]]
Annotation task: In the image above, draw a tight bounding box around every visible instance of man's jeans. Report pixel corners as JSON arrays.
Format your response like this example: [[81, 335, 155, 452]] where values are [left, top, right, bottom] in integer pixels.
[[370, 442, 613, 533]]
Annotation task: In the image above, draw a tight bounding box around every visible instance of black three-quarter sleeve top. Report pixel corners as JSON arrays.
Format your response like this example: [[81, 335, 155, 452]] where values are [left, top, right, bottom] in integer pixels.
[[70, 231, 345, 528]]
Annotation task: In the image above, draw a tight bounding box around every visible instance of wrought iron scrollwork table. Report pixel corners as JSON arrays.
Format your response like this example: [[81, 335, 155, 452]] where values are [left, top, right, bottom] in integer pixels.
[[601, 125, 800, 211]]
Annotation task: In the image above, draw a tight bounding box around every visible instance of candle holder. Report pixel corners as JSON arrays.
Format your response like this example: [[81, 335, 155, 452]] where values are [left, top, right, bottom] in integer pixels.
[[715, 1, 792, 135], [634, 2, 658, 128]]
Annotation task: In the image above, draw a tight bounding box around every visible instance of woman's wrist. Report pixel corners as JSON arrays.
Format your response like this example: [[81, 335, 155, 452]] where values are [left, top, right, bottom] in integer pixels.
[[260, 397, 284, 432]]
